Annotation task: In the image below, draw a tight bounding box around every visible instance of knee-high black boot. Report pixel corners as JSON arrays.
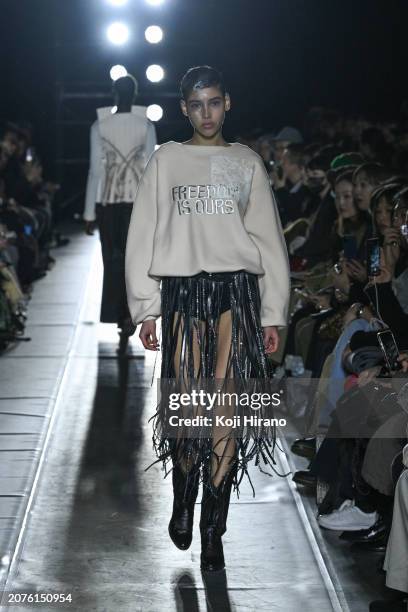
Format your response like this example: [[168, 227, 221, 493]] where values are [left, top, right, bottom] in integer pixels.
[[199, 464, 236, 572], [168, 462, 200, 550]]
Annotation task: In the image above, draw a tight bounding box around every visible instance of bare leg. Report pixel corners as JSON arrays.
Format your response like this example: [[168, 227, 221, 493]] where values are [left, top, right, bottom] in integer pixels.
[[170, 308, 237, 484], [211, 309, 237, 487], [171, 311, 204, 473]]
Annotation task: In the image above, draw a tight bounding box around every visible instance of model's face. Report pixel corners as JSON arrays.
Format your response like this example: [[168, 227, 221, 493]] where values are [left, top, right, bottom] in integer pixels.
[[375, 196, 393, 234], [180, 86, 230, 139], [335, 180, 356, 218], [353, 172, 374, 211]]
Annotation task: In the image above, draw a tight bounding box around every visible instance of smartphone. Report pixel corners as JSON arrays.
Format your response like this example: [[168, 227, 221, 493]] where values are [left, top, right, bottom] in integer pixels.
[[377, 329, 401, 372], [366, 237, 381, 277], [23, 225, 33, 236], [343, 234, 358, 260], [25, 147, 33, 163]]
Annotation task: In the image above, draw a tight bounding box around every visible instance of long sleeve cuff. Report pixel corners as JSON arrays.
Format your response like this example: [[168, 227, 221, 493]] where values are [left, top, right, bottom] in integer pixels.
[[244, 158, 291, 328], [125, 155, 161, 326]]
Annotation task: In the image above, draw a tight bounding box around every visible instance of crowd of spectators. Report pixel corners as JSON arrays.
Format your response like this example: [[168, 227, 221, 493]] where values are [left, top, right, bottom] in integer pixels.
[[241, 108, 408, 611], [0, 122, 67, 350]]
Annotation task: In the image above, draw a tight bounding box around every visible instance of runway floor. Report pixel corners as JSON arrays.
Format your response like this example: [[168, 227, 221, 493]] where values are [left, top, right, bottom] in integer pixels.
[[0, 228, 391, 611]]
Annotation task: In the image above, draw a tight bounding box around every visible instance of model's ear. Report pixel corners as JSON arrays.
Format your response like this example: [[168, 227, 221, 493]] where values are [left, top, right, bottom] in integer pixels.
[[225, 93, 231, 112], [180, 99, 188, 118]]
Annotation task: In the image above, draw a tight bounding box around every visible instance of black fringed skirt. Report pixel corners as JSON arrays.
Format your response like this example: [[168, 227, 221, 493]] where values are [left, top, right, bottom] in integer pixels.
[[149, 269, 283, 495]]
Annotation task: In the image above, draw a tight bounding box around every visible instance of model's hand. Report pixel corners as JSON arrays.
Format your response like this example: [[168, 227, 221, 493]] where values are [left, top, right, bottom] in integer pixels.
[[140, 320, 159, 351], [263, 326, 279, 354], [85, 221, 96, 236]]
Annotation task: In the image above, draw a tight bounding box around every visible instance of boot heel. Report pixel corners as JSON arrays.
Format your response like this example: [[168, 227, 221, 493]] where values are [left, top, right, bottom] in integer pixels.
[[199, 464, 236, 572], [200, 526, 225, 572]]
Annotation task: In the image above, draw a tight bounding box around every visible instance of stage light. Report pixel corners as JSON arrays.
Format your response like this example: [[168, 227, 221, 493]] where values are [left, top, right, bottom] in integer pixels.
[[146, 64, 164, 82], [147, 104, 163, 122], [106, 22, 129, 45], [146, 0, 165, 6], [110, 64, 128, 81], [145, 25, 163, 44], [107, 0, 128, 6]]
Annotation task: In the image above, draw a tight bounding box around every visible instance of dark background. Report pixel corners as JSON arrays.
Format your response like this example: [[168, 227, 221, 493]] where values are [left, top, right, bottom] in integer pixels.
[[1, 0, 407, 204]]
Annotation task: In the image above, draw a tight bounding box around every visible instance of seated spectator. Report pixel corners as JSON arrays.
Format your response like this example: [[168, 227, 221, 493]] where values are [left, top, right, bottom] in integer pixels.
[[331, 170, 371, 263], [364, 186, 408, 348], [352, 162, 391, 213], [274, 144, 314, 226], [375, 444, 408, 611], [271, 126, 304, 167], [360, 126, 391, 164], [291, 149, 338, 267]]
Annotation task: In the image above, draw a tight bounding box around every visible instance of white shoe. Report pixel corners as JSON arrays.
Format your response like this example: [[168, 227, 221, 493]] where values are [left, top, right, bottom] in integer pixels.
[[318, 499, 378, 531]]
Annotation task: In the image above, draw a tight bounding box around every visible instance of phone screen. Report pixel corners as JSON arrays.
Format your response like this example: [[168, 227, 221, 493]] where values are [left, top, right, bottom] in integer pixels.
[[366, 238, 381, 277], [343, 234, 358, 260], [377, 330, 400, 371]]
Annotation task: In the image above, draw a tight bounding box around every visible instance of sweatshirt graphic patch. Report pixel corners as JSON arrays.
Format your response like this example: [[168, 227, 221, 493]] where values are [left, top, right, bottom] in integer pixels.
[[170, 156, 255, 216], [211, 156, 255, 213], [171, 184, 238, 215]]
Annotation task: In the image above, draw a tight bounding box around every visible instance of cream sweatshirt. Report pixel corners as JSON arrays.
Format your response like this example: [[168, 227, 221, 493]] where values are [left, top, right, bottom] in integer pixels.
[[83, 106, 157, 222], [125, 141, 291, 328]]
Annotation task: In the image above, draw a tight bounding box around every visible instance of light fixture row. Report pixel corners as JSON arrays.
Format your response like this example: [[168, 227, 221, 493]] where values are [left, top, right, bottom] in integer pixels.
[[105, 0, 166, 120], [106, 23, 163, 45], [110, 64, 165, 83]]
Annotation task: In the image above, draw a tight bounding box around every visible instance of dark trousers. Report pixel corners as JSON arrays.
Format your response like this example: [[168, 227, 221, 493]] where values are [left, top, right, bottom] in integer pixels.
[[96, 202, 133, 325]]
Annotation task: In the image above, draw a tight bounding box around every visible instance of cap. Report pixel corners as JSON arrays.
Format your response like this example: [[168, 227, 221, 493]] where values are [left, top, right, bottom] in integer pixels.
[[330, 152, 365, 170], [272, 126, 303, 144]]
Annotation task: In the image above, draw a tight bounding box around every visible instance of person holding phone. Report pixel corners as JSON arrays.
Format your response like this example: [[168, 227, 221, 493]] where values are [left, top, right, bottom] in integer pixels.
[[354, 182, 404, 281], [364, 187, 408, 348]]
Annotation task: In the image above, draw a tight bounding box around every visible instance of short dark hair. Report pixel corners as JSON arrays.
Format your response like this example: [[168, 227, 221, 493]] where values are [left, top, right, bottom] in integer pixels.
[[371, 182, 406, 211], [334, 169, 354, 187], [306, 149, 334, 173], [113, 74, 138, 103], [284, 143, 305, 167], [352, 162, 390, 186], [180, 65, 226, 101]]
